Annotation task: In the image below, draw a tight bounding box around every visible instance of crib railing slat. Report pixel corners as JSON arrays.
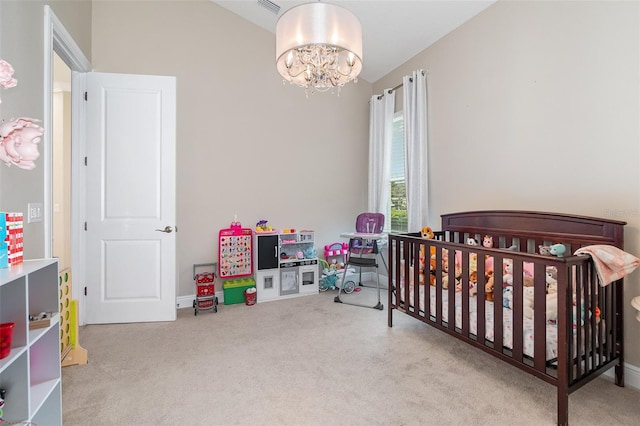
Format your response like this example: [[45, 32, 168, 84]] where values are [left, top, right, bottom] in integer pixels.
[[447, 248, 456, 331], [461, 249, 470, 337], [575, 264, 584, 379], [476, 252, 486, 346], [512, 259, 524, 362], [534, 262, 547, 373], [493, 255, 504, 354]]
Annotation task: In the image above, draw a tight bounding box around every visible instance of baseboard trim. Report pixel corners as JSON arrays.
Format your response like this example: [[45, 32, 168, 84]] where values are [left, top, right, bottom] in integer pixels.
[[177, 291, 224, 309], [602, 361, 640, 390]]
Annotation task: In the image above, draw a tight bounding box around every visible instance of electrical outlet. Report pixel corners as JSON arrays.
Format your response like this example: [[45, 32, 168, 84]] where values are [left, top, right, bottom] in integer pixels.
[[27, 203, 43, 223]]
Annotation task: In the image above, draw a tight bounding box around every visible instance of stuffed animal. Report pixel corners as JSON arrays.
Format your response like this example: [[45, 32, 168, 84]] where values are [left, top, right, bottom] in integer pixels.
[[503, 286, 513, 309], [421, 226, 435, 239], [549, 244, 566, 257], [523, 286, 557, 322], [546, 266, 558, 293], [539, 245, 552, 256], [482, 235, 493, 248], [522, 285, 535, 319], [484, 271, 495, 301], [421, 226, 436, 257], [466, 237, 479, 246], [503, 260, 514, 286], [469, 270, 478, 296], [429, 257, 437, 286]]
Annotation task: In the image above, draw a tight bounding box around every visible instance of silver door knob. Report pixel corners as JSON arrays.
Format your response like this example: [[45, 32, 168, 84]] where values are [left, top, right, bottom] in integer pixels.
[[155, 226, 173, 233]]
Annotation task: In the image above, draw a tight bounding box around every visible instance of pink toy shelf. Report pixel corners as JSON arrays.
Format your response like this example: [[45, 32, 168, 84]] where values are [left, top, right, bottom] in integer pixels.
[[218, 221, 253, 278], [324, 242, 349, 258]]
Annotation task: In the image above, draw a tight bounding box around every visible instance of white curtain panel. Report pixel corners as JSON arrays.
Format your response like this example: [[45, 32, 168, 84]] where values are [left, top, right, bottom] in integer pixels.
[[403, 70, 429, 232], [368, 89, 395, 218]]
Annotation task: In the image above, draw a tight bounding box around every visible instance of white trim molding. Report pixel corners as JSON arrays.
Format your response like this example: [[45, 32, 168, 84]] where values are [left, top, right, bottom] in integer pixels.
[[603, 363, 640, 391], [44, 5, 92, 324]]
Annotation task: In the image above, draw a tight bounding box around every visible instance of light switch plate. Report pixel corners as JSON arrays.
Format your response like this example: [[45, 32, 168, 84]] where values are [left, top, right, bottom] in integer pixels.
[[28, 203, 43, 223]]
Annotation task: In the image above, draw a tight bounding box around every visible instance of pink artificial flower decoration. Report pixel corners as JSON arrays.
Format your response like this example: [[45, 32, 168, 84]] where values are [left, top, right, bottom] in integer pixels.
[[0, 117, 44, 170], [0, 59, 17, 92]]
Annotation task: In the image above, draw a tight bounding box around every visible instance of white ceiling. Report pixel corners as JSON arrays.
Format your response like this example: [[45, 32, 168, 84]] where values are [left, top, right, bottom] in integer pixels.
[[213, 0, 496, 83]]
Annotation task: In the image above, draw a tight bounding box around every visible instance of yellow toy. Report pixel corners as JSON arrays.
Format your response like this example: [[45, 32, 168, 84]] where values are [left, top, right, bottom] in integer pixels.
[[421, 226, 436, 257], [255, 220, 273, 233], [421, 226, 434, 239]]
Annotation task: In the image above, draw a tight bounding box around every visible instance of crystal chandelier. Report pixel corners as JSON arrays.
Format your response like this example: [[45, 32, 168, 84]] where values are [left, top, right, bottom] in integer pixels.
[[275, 2, 363, 95]]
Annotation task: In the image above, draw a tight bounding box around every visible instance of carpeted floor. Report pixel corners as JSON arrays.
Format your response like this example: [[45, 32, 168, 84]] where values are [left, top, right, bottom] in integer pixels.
[[62, 287, 640, 425]]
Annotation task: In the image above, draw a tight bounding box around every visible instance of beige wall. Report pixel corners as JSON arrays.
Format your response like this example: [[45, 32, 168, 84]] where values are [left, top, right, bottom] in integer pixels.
[[0, 0, 92, 258], [375, 1, 640, 366], [91, 0, 372, 299]]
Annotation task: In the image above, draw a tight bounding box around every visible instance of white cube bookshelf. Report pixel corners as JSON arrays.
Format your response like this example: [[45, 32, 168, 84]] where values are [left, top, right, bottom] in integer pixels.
[[0, 259, 61, 425]]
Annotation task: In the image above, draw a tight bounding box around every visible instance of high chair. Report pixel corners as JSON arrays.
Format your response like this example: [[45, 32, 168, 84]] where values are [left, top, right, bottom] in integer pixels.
[[334, 212, 386, 310]]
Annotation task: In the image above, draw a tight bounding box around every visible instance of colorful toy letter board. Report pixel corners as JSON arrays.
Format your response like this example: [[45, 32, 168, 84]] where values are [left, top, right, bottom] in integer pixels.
[[0, 212, 23, 268], [218, 227, 253, 278]]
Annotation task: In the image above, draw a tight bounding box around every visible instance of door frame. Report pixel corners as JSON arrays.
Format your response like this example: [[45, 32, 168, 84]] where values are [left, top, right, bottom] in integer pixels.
[[44, 6, 92, 324]]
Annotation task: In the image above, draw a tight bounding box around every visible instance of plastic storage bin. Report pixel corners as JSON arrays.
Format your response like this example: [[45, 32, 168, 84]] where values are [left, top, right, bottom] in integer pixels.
[[223, 277, 256, 305], [0, 322, 15, 359]]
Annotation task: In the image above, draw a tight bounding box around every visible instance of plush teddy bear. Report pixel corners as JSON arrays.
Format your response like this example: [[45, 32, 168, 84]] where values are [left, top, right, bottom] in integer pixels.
[[466, 237, 479, 246], [522, 286, 557, 322], [482, 235, 493, 248], [503, 260, 514, 286], [468, 270, 479, 296], [484, 271, 495, 301], [523, 286, 535, 319], [428, 257, 437, 286]]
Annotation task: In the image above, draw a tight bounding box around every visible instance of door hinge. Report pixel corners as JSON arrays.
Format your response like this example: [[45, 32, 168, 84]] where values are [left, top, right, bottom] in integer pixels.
[[84, 156, 87, 166], [84, 286, 87, 296], [84, 222, 87, 231], [84, 91, 88, 101]]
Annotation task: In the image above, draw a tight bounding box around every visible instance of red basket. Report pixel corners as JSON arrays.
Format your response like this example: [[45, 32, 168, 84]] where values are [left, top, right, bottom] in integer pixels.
[[196, 272, 215, 297], [197, 284, 215, 297], [197, 298, 215, 309], [0, 322, 15, 359], [196, 272, 214, 284], [244, 289, 256, 306]]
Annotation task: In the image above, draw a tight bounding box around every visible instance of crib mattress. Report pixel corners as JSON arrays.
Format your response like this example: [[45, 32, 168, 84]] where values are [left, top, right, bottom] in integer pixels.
[[402, 285, 559, 361]]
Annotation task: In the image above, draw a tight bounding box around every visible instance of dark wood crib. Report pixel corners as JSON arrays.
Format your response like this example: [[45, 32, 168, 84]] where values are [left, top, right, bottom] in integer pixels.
[[387, 210, 626, 426]]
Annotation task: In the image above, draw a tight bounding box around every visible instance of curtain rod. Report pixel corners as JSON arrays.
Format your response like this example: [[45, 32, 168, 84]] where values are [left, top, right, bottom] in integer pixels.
[[375, 69, 426, 100]]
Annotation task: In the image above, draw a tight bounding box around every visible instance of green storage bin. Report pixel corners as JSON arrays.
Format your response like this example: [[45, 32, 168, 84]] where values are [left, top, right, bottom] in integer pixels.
[[223, 277, 256, 305]]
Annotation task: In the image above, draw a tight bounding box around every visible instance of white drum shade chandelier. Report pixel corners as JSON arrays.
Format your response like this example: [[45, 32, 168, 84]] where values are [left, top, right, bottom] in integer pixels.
[[275, 2, 363, 94]]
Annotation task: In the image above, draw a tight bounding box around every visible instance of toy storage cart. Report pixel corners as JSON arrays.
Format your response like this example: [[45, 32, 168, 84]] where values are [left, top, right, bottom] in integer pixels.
[[193, 263, 219, 315]]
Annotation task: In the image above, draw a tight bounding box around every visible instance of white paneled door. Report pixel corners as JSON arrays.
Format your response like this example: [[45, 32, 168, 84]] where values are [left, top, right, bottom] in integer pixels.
[[85, 72, 176, 324]]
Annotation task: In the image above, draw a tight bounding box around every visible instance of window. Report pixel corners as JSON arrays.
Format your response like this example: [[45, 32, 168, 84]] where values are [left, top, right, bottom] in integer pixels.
[[389, 112, 407, 232]]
